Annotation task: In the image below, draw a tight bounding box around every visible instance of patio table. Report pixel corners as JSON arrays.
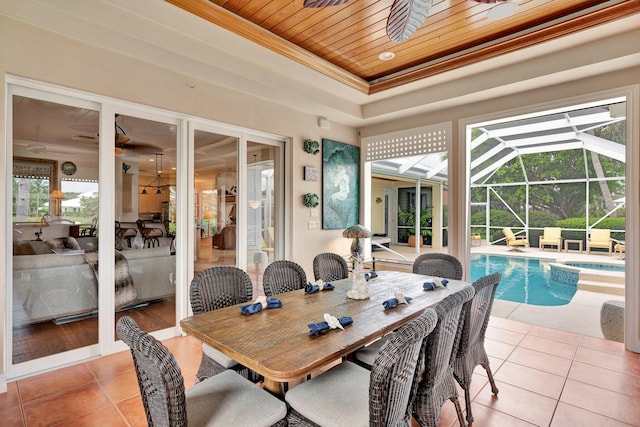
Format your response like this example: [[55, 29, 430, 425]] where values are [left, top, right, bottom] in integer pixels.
[[564, 239, 583, 253], [180, 270, 471, 395]]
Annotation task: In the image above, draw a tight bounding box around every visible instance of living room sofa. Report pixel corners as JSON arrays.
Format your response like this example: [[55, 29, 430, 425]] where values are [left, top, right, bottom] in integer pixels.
[[13, 239, 176, 324]]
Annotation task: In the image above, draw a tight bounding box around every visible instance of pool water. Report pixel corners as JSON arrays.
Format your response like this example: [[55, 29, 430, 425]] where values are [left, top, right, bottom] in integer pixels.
[[470, 254, 576, 306], [565, 262, 625, 272]]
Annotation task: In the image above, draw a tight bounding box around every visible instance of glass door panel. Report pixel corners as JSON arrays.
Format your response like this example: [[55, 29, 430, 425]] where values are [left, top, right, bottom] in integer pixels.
[[246, 140, 280, 295], [193, 129, 239, 273], [112, 114, 177, 338], [11, 95, 100, 364]]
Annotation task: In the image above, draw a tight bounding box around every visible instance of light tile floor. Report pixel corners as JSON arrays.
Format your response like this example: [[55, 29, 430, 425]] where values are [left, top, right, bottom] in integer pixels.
[[1, 317, 638, 426]]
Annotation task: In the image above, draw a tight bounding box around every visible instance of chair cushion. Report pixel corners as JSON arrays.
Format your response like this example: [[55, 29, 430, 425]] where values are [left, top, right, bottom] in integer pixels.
[[285, 361, 370, 426], [202, 343, 238, 369], [355, 335, 392, 367], [186, 370, 287, 427]]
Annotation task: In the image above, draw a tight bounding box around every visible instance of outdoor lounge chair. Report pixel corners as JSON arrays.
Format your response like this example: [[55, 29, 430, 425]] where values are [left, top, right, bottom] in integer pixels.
[[587, 229, 612, 255], [502, 227, 529, 251], [539, 227, 562, 252]]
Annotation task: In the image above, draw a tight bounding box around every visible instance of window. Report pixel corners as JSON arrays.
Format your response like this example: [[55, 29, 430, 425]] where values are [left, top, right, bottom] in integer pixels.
[[13, 157, 57, 222]]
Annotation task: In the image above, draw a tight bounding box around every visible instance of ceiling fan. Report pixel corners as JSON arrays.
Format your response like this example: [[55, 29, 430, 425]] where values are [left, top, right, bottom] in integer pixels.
[[73, 115, 162, 156], [303, 0, 518, 42], [303, 0, 432, 42]]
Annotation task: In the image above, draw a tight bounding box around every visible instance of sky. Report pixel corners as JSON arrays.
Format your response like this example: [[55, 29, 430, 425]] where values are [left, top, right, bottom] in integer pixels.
[[61, 181, 99, 193]]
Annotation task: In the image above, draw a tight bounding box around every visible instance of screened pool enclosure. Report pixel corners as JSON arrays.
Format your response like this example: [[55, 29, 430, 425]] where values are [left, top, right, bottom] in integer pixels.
[[369, 97, 627, 251], [470, 97, 626, 248]]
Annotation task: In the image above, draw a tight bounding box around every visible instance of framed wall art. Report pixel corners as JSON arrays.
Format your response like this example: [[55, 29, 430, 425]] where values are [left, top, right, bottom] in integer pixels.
[[303, 165, 318, 181], [322, 139, 359, 229]]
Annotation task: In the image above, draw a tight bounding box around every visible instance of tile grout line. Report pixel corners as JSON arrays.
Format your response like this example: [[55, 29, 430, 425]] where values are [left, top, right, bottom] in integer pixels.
[[88, 361, 133, 427]]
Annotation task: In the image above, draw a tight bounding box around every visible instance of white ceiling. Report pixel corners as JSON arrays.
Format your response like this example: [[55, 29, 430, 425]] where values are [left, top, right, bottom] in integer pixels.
[[2, 0, 640, 128]]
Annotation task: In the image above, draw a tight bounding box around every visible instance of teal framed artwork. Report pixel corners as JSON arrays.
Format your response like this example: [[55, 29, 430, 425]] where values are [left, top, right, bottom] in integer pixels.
[[322, 139, 359, 229]]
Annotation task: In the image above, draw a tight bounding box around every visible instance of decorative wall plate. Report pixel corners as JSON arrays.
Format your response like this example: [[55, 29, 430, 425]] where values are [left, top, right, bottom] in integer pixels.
[[61, 161, 77, 176]]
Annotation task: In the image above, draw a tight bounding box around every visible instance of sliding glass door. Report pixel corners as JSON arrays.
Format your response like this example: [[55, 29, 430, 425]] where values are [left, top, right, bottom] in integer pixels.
[[112, 113, 178, 339], [193, 128, 239, 273], [10, 90, 101, 372], [6, 81, 287, 380], [245, 139, 283, 293]]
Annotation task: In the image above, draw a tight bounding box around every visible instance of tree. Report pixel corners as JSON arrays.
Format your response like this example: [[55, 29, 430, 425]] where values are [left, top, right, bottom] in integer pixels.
[[29, 179, 49, 215], [80, 193, 99, 217]]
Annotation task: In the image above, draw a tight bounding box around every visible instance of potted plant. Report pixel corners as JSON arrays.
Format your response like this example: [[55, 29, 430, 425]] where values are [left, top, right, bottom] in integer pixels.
[[398, 205, 432, 247]]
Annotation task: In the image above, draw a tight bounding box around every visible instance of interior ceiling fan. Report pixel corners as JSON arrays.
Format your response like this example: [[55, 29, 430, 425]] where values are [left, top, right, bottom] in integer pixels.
[[303, 0, 517, 42], [73, 115, 162, 156]]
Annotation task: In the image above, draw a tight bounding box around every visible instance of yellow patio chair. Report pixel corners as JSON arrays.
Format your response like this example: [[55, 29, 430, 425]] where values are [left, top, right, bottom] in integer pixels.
[[502, 227, 529, 251], [587, 229, 612, 255], [539, 227, 562, 252]]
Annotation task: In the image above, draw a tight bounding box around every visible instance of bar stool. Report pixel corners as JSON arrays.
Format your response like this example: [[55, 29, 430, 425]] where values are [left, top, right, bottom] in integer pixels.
[[136, 219, 162, 248]]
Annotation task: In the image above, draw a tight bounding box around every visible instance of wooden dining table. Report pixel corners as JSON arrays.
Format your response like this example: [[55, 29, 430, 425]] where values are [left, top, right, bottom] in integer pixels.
[[180, 270, 471, 395]]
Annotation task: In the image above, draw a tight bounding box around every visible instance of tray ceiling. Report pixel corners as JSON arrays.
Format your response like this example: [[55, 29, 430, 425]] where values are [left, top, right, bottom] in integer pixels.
[[166, 0, 640, 94]]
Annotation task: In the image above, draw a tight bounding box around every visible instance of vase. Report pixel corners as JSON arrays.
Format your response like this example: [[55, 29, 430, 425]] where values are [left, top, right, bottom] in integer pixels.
[[408, 235, 422, 247]]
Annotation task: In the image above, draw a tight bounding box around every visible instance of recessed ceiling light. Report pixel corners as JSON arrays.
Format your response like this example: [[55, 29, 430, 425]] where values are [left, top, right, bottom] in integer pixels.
[[378, 52, 395, 61], [487, 2, 518, 20]]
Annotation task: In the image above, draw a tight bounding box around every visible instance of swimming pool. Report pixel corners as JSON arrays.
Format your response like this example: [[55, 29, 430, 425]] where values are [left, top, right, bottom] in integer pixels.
[[564, 262, 625, 272], [470, 254, 575, 306]]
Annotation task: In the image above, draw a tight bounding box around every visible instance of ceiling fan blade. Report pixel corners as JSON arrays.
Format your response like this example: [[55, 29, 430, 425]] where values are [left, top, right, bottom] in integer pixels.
[[129, 143, 163, 154], [387, 0, 433, 42], [303, 0, 352, 7], [116, 133, 131, 145]]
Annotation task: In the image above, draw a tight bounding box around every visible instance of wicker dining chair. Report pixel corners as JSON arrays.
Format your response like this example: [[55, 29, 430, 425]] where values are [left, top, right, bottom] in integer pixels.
[[189, 266, 258, 382], [412, 253, 463, 280], [412, 286, 474, 427], [355, 254, 463, 368], [285, 307, 439, 426], [117, 316, 287, 427], [453, 272, 502, 425], [313, 252, 349, 282], [262, 260, 307, 296]]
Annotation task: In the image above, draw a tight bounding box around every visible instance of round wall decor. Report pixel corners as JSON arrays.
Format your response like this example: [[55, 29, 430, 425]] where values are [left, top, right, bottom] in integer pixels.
[[61, 161, 77, 176], [304, 139, 320, 155]]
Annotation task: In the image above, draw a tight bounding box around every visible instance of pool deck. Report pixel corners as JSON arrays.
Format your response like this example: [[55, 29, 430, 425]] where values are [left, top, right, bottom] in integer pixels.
[[372, 242, 625, 339]]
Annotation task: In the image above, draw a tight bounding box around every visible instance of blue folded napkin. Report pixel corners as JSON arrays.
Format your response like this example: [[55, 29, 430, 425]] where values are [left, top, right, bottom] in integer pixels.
[[338, 316, 353, 327], [240, 297, 283, 314], [240, 302, 263, 315], [423, 280, 436, 291], [266, 297, 283, 309], [308, 321, 329, 335], [382, 296, 414, 310], [308, 316, 353, 335], [306, 282, 334, 293], [305, 283, 320, 294]]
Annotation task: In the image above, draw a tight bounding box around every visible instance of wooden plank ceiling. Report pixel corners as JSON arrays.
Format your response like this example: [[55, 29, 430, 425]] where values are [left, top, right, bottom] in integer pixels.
[[167, 0, 640, 94]]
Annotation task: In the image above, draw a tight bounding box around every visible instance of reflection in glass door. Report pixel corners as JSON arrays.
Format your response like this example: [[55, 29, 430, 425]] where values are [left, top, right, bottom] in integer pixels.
[[11, 94, 100, 367], [113, 113, 177, 339], [246, 140, 281, 294], [193, 129, 239, 273]]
